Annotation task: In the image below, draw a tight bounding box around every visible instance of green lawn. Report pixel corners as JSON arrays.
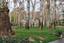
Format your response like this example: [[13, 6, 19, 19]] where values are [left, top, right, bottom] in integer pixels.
[[15, 26, 64, 43]]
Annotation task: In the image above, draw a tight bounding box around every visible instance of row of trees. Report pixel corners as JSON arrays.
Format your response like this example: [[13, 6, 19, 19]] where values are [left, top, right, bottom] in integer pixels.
[[10, 0, 64, 29]]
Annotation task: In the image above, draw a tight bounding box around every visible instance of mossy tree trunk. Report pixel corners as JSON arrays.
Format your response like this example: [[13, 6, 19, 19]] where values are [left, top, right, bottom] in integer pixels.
[[0, 7, 12, 37], [0, 0, 12, 37]]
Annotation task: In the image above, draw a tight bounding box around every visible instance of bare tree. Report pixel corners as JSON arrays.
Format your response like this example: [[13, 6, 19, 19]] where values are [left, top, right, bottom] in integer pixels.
[[43, 0, 50, 27], [54, 0, 57, 28], [39, 0, 45, 29], [25, 0, 30, 29], [30, 0, 37, 27]]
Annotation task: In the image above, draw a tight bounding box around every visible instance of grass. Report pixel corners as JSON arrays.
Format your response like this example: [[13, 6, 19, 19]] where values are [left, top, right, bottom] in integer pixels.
[[15, 26, 63, 43], [0, 26, 63, 43]]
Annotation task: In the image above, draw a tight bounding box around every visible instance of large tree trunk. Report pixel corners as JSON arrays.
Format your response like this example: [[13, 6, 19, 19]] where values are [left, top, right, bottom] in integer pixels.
[[0, 6, 12, 37]]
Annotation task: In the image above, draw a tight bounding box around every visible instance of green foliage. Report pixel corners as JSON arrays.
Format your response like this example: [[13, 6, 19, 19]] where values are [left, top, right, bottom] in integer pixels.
[[15, 27, 59, 43], [0, 27, 63, 43]]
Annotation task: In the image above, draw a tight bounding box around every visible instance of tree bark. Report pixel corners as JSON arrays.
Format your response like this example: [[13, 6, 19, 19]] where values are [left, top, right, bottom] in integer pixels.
[[0, 5, 12, 37]]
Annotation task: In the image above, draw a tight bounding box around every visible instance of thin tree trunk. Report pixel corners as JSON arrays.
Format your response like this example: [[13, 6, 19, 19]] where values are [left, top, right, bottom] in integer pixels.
[[26, 0, 30, 29]]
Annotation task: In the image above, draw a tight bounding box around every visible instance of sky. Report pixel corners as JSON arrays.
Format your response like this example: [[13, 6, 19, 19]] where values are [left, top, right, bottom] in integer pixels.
[[7, 0, 40, 12], [8, 0, 14, 12], [7, 0, 61, 12]]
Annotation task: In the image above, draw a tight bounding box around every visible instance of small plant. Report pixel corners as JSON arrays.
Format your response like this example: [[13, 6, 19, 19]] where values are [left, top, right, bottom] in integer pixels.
[[54, 28, 64, 38]]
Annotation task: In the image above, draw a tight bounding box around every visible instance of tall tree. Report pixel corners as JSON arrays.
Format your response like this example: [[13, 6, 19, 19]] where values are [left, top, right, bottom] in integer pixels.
[[25, 0, 30, 29], [40, 0, 44, 29], [30, 0, 36, 27], [54, 0, 57, 29], [43, 0, 50, 26], [0, 0, 12, 37]]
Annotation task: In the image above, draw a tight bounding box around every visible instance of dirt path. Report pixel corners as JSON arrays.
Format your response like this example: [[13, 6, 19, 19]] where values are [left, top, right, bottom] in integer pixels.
[[49, 38, 64, 43]]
